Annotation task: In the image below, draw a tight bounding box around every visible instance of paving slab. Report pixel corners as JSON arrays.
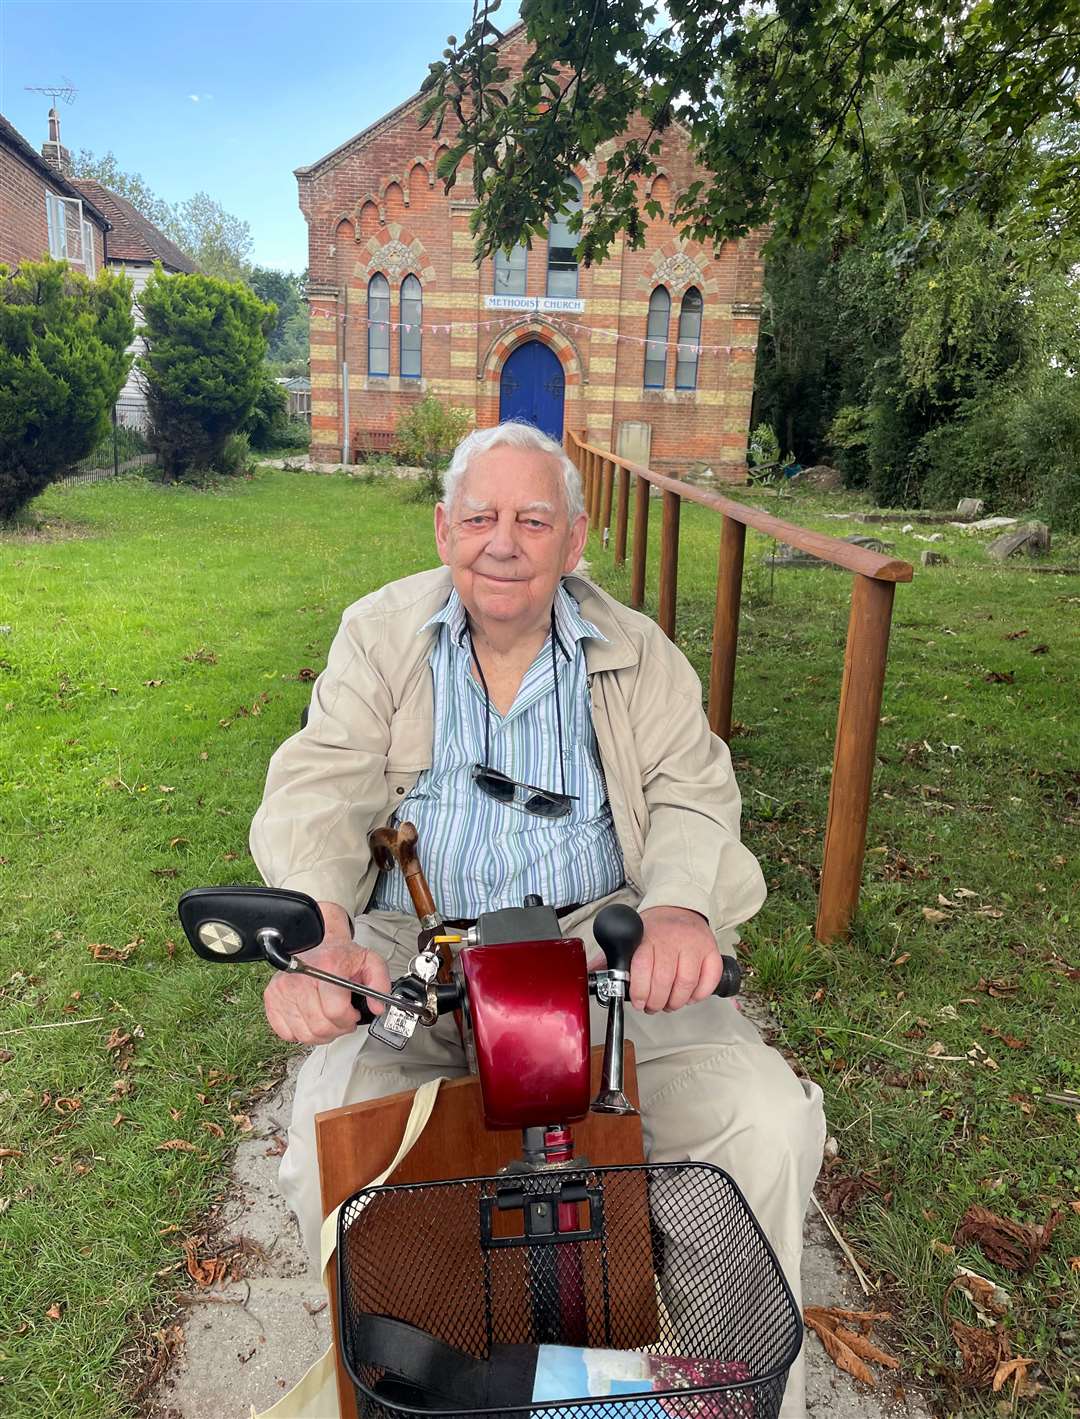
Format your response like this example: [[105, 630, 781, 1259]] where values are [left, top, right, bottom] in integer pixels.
[[148, 1054, 931, 1419]]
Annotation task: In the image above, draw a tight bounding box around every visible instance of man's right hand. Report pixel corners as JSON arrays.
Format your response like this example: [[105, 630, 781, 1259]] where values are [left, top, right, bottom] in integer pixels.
[[263, 903, 392, 1044]]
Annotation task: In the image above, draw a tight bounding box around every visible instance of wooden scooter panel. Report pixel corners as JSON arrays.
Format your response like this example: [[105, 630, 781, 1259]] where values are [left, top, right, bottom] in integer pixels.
[[316, 1044, 653, 1419]]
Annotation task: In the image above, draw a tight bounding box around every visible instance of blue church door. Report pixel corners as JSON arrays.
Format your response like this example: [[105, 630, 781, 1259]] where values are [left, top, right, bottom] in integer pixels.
[[498, 340, 565, 441]]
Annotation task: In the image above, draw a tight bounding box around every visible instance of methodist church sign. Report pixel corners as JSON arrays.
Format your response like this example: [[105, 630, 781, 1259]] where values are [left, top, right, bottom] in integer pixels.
[[484, 295, 587, 314]]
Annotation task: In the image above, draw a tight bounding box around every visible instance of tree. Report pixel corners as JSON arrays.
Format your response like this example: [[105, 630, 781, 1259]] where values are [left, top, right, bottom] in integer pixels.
[[166, 192, 253, 282], [249, 266, 309, 369], [420, 0, 1080, 261], [0, 258, 133, 521], [69, 149, 173, 230], [138, 268, 274, 482], [69, 150, 255, 280]]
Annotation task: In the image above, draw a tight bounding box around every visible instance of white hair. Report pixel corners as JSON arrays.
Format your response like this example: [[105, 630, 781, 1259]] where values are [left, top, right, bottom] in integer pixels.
[[443, 422, 585, 520]]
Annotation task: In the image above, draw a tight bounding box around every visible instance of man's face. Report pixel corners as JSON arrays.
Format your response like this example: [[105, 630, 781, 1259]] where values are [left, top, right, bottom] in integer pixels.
[[434, 445, 588, 632]]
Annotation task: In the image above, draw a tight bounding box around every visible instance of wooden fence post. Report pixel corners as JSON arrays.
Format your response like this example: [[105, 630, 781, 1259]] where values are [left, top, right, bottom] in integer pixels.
[[707, 515, 746, 740], [614, 465, 630, 566], [658, 490, 681, 640], [591, 451, 604, 528], [816, 575, 897, 943], [600, 458, 615, 538], [630, 473, 650, 608]]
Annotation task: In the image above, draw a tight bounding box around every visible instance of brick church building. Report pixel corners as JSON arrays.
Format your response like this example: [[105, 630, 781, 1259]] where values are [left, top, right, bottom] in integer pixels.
[[296, 24, 763, 480]]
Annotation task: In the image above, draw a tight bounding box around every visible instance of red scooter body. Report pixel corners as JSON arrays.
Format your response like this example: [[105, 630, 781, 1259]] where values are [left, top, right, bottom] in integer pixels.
[[456, 936, 591, 1129]]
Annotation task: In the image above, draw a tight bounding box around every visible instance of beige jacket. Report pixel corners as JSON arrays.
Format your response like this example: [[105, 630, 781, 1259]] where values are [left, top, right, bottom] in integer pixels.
[[249, 567, 766, 934]]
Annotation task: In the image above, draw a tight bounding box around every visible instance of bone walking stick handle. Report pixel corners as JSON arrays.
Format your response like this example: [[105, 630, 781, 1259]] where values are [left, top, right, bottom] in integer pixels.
[[368, 822, 439, 927]]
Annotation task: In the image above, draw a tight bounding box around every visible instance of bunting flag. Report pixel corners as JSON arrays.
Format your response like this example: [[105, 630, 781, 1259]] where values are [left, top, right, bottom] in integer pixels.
[[306, 305, 744, 356]]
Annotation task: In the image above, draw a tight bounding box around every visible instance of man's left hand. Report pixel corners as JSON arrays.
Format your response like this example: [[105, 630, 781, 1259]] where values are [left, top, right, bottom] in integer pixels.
[[628, 906, 724, 1013]]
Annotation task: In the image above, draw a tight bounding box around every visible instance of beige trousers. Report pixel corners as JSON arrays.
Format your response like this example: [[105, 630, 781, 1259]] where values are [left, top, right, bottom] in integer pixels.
[[279, 893, 826, 1419]]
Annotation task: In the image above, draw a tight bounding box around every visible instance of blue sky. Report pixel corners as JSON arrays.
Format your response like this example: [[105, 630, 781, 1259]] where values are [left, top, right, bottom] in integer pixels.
[[0, 0, 520, 271]]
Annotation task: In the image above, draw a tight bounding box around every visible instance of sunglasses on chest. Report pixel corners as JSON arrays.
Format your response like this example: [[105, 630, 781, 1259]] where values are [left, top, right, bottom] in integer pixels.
[[468, 608, 579, 820]]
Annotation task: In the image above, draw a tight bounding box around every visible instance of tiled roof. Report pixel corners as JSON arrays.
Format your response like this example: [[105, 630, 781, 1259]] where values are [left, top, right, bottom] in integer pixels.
[[0, 113, 110, 227], [70, 180, 198, 273]]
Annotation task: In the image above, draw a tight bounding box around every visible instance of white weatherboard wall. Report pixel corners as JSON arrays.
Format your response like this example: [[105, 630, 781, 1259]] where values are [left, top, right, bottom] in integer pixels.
[[109, 261, 155, 411]]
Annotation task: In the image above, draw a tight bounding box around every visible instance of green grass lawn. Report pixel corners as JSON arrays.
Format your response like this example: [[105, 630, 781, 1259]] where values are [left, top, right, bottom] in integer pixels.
[[1, 468, 1077, 1416]]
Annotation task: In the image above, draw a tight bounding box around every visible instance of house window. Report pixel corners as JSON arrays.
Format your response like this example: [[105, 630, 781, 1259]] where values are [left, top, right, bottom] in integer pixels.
[[494, 242, 528, 296], [400, 275, 422, 378], [547, 176, 582, 297], [45, 192, 89, 267], [368, 273, 390, 377], [82, 219, 96, 277], [644, 287, 670, 388], [675, 287, 703, 390]]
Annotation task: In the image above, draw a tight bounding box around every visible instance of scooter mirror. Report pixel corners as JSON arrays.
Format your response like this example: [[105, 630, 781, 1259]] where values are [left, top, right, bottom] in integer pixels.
[[178, 887, 325, 964]]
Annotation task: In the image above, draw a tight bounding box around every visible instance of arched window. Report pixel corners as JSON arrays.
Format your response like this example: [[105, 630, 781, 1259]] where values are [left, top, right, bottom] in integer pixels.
[[547, 176, 582, 297], [644, 287, 670, 388], [675, 287, 703, 390], [367, 274, 389, 377], [494, 241, 528, 296], [400, 275, 422, 379]]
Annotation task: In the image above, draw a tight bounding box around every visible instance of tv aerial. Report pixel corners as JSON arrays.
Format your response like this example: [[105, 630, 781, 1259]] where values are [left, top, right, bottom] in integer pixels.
[[25, 78, 78, 106]]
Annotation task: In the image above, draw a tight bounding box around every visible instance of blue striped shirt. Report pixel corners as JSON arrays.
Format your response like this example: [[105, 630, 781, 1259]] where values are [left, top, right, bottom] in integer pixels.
[[371, 583, 625, 918]]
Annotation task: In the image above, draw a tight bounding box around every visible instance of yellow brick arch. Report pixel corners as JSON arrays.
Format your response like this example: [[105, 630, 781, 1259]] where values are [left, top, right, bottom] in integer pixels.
[[478, 319, 585, 394]]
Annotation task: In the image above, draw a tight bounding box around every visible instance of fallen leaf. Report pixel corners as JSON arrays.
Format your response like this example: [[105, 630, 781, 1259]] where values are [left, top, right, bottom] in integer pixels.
[[892, 953, 911, 967], [168, 836, 189, 849], [1003, 629, 1029, 640], [155, 1139, 197, 1153], [1068, 1256, 1080, 1272], [183, 1239, 226, 1289], [0, 1147, 24, 1158], [946, 1266, 1011, 1321], [151, 866, 179, 879], [927, 1041, 947, 1057], [804, 1314, 875, 1385], [1069, 1201, 1080, 1216], [1030, 644, 1049, 655], [953, 887, 979, 899], [264, 1132, 287, 1157], [88, 941, 134, 963], [158, 784, 176, 794], [803, 1308, 894, 1388], [229, 1112, 253, 1133], [200, 1121, 225, 1139], [53, 1096, 81, 1113], [45, 1303, 62, 1321], [922, 908, 949, 924], [954, 1204, 1061, 1272], [975, 977, 1019, 998], [982, 1024, 1027, 1050], [951, 1320, 1009, 1389], [992, 1356, 1034, 1394], [143, 679, 164, 688], [297, 667, 317, 681], [973, 907, 1004, 919], [984, 671, 1015, 684], [183, 648, 218, 665]]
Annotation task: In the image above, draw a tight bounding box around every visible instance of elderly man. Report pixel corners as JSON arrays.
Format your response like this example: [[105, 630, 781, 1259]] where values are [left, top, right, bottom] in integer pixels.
[[250, 421, 824, 1417]]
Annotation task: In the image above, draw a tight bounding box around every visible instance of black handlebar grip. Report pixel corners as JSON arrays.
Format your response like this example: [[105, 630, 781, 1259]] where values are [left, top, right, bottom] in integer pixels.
[[714, 954, 741, 998], [593, 904, 645, 975], [350, 990, 376, 1025]]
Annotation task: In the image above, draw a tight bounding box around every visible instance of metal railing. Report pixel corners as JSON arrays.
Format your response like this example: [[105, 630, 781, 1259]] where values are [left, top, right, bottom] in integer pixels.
[[58, 395, 155, 487], [566, 430, 914, 944]]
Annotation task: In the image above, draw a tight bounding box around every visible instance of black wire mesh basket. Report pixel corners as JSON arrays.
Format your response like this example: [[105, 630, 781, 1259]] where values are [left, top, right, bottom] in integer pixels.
[[338, 1161, 802, 1419]]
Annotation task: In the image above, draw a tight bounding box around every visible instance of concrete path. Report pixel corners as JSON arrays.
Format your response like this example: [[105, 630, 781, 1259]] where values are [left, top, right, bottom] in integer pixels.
[[148, 1053, 930, 1419]]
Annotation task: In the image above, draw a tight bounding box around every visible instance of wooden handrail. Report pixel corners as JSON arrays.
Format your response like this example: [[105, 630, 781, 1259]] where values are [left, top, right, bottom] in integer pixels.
[[571, 436, 913, 584], [564, 428, 913, 943]]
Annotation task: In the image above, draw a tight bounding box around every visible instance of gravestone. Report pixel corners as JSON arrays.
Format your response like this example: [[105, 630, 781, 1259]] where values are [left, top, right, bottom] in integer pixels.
[[987, 523, 1051, 561], [956, 498, 985, 517]]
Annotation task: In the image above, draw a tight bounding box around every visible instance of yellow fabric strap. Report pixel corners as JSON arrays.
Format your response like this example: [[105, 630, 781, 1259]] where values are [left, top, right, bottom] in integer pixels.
[[251, 1076, 446, 1419]]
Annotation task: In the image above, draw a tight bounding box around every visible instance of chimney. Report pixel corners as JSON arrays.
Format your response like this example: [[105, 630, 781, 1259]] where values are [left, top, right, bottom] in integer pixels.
[[41, 106, 71, 175]]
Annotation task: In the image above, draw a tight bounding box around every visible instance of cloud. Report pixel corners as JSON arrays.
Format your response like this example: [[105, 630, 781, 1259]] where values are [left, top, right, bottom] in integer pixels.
[[187, 93, 213, 103]]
